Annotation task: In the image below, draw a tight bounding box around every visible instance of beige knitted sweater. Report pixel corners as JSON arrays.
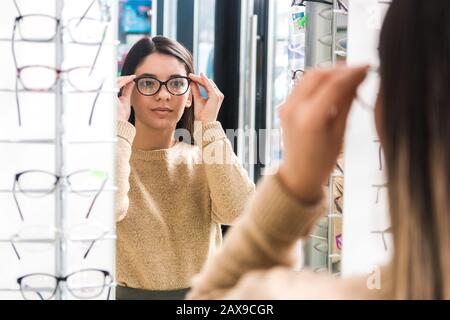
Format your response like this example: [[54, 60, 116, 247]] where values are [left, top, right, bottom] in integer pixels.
[[188, 174, 393, 300], [115, 120, 255, 290]]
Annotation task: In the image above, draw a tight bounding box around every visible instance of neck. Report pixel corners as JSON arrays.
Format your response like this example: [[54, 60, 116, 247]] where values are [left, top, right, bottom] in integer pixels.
[[133, 120, 176, 151]]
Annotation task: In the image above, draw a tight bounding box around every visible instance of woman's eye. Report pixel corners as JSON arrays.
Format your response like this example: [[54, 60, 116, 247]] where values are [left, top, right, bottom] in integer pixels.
[[140, 79, 157, 88], [169, 79, 185, 88]]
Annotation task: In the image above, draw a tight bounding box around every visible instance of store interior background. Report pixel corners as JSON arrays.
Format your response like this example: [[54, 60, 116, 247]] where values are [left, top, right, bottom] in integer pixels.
[[0, 0, 390, 299]]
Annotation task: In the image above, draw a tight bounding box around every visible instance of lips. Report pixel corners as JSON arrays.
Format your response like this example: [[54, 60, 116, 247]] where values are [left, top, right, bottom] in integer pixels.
[[151, 107, 173, 112], [150, 107, 173, 117]]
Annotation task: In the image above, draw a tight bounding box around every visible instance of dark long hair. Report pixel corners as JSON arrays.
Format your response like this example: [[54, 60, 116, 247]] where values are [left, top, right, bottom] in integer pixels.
[[379, 0, 450, 299], [120, 36, 195, 142]]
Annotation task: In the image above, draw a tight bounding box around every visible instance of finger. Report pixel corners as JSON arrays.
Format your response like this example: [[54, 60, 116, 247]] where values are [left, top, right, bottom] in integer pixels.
[[189, 74, 211, 95], [117, 75, 136, 86], [193, 72, 217, 97], [335, 66, 369, 121], [335, 93, 357, 134], [188, 73, 209, 88], [281, 69, 331, 119], [190, 82, 205, 104], [189, 73, 219, 99], [188, 73, 202, 81], [121, 80, 135, 99], [335, 68, 367, 123], [202, 73, 221, 98], [117, 75, 136, 88], [312, 65, 369, 118], [288, 68, 333, 103], [208, 78, 223, 98], [207, 80, 223, 103]]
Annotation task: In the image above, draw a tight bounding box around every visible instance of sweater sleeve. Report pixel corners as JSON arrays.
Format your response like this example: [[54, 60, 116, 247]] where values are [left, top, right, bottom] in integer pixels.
[[187, 173, 327, 300], [115, 120, 136, 222], [194, 121, 255, 225]]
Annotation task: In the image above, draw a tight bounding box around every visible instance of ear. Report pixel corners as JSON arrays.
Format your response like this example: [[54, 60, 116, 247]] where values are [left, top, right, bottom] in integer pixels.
[[186, 91, 193, 108]]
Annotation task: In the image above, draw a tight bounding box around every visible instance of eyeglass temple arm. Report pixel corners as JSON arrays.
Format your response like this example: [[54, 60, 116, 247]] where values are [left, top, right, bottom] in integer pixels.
[[337, 0, 348, 12], [22, 284, 46, 300], [88, 80, 106, 126], [83, 240, 96, 260], [10, 242, 21, 260], [12, 180, 25, 221], [15, 77, 22, 126], [83, 232, 107, 259], [85, 178, 107, 219], [378, 145, 383, 171], [12, 23, 19, 69], [13, 0, 22, 16], [77, 0, 97, 27], [107, 283, 111, 300], [89, 27, 108, 75], [12, 21, 23, 127]]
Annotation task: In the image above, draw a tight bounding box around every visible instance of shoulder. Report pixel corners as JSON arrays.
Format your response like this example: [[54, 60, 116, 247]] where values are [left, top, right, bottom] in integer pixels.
[[235, 267, 393, 300]]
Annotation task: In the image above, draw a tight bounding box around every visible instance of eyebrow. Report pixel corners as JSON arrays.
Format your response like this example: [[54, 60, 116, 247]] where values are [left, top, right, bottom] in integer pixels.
[[137, 73, 186, 78]]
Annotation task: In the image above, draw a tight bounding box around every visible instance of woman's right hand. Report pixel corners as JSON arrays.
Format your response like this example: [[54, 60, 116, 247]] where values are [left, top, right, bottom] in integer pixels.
[[277, 65, 369, 204], [116, 75, 136, 122]]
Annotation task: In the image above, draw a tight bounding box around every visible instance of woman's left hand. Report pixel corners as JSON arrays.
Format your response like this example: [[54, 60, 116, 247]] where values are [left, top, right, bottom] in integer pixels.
[[189, 73, 224, 123]]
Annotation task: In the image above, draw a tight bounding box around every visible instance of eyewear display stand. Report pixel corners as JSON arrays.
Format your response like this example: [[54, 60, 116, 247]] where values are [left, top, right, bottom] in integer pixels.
[[300, 0, 392, 278], [302, 0, 346, 276], [54, 0, 65, 300], [0, 0, 118, 300], [343, 0, 393, 276]]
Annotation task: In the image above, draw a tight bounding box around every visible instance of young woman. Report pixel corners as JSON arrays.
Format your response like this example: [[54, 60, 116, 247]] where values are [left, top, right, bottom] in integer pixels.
[[188, 0, 450, 300], [115, 36, 255, 299]]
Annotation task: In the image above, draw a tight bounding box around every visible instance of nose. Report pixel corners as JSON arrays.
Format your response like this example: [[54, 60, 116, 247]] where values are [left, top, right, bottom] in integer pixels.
[[154, 84, 171, 101]]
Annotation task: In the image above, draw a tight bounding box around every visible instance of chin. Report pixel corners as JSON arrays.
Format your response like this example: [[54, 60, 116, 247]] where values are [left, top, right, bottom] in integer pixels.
[[144, 117, 177, 130]]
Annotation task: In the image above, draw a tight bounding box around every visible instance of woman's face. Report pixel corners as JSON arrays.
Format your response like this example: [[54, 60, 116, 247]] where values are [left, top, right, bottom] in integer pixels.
[[131, 53, 192, 130]]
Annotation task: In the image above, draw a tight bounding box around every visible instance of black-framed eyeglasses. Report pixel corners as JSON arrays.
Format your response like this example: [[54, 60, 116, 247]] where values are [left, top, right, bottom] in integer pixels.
[[17, 269, 113, 300], [13, 65, 105, 126], [134, 76, 192, 97], [7, 224, 112, 261], [12, 169, 108, 221]]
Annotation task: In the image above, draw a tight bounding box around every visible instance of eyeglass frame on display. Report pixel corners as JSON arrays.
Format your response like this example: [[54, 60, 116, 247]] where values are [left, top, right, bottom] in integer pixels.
[[4, 223, 115, 261], [9, 0, 115, 126], [1, 0, 116, 302], [12, 65, 106, 126], [12, 0, 112, 70], [12, 169, 108, 222], [16, 268, 113, 300]]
